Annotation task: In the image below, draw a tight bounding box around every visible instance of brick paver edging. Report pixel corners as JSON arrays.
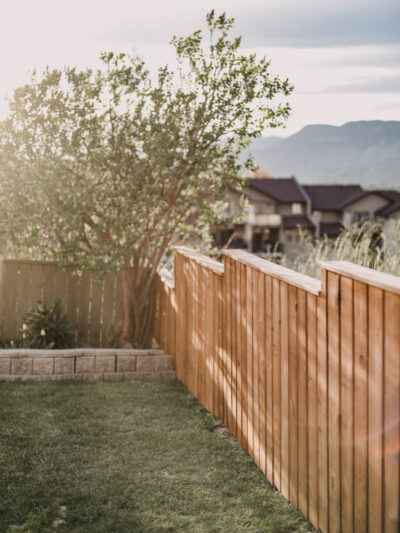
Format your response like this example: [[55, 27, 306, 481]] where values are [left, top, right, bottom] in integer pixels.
[[0, 349, 176, 382]]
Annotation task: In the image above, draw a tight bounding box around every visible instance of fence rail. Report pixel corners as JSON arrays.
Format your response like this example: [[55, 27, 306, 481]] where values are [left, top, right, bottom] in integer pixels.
[[154, 246, 400, 533]]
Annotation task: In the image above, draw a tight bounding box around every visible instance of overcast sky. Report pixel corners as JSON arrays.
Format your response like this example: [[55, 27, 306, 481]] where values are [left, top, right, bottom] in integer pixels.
[[0, 0, 399, 135]]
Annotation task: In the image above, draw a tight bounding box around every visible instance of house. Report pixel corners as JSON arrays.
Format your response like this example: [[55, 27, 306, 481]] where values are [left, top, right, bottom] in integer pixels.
[[212, 176, 400, 258]]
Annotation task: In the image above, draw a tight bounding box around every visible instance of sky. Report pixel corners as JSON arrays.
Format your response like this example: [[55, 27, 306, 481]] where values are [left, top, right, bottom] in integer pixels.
[[0, 0, 399, 136]]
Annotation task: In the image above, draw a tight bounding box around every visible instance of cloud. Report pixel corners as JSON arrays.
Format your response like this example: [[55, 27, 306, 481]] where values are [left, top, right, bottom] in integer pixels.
[[91, 0, 400, 48], [318, 76, 400, 93], [374, 101, 400, 111], [316, 45, 400, 69]]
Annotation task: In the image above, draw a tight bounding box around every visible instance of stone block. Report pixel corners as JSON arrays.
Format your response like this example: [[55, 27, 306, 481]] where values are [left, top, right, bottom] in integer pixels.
[[83, 373, 104, 381], [54, 357, 74, 374], [154, 355, 174, 372], [133, 371, 162, 380], [0, 358, 11, 374], [162, 371, 176, 381], [55, 374, 81, 381], [11, 358, 32, 375], [104, 372, 124, 381], [33, 358, 54, 375], [136, 356, 155, 373], [95, 356, 115, 373], [20, 375, 42, 382], [75, 356, 95, 373], [122, 372, 138, 380], [117, 355, 136, 372], [0, 374, 20, 382]]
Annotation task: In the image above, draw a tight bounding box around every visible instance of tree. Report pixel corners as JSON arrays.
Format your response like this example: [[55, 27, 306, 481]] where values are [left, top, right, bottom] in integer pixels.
[[0, 12, 292, 347]]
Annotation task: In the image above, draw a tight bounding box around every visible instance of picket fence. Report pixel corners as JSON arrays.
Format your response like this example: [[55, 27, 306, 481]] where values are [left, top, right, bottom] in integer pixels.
[[0, 259, 121, 346], [154, 246, 400, 533]]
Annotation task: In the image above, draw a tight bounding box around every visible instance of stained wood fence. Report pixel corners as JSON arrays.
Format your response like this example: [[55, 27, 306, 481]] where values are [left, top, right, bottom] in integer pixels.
[[154, 246, 400, 533], [0, 259, 122, 346]]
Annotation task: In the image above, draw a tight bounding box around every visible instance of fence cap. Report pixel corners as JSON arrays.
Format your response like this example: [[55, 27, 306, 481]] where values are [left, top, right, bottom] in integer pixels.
[[318, 260, 400, 295], [223, 249, 321, 295], [159, 268, 175, 289], [173, 246, 224, 275]]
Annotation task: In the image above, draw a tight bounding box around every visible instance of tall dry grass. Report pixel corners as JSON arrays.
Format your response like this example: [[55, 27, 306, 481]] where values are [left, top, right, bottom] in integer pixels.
[[280, 219, 400, 279]]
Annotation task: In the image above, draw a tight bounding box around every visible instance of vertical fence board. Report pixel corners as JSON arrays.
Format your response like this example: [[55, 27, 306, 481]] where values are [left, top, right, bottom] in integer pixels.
[[272, 277, 281, 490], [226, 258, 233, 433], [259, 270, 267, 476], [236, 258, 242, 443], [101, 273, 116, 348], [89, 279, 103, 348], [307, 292, 318, 527], [368, 286, 384, 533], [217, 274, 224, 422], [383, 292, 400, 533], [3, 263, 19, 341], [241, 262, 248, 452], [353, 280, 368, 533], [340, 276, 354, 533], [77, 275, 90, 346], [317, 270, 328, 533], [42, 264, 57, 304], [247, 265, 254, 459], [265, 274, 274, 481], [298, 288, 308, 516], [327, 271, 341, 533], [230, 259, 237, 437], [252, 268, 260, 467], [288, 283, 298, 505], [15, 263, 32, 331], [280, 281, 289, 499]]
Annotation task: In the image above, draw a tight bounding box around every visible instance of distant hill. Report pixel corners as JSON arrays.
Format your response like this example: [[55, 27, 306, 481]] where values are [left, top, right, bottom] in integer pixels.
[[250, 121, 400, 186]]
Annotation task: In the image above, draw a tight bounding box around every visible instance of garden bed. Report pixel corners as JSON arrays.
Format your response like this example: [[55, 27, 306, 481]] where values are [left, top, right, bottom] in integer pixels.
[[0, 349, 175, 382]]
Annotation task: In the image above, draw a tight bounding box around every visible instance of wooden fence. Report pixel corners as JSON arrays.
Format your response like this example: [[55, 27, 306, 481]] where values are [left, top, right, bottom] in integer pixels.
[[154, 246, 400, 533], [0, 259, 121, 346]]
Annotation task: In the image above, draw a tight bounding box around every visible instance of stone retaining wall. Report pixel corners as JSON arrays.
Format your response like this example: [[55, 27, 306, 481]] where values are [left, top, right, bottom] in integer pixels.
[[0, 349, 175, 382]]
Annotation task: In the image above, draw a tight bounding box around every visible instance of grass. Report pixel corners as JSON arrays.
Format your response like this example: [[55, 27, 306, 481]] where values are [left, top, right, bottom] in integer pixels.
[[280, 219, 400, 279], [0, 380, 313, 533]]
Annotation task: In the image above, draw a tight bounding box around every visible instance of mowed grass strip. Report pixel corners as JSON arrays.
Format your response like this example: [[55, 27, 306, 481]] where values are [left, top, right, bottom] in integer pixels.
[[0, 380, 313, 533]]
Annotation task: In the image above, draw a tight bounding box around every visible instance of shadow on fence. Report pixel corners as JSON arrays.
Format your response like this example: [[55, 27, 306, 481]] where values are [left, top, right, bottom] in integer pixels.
[[154, 245, 400, 533]]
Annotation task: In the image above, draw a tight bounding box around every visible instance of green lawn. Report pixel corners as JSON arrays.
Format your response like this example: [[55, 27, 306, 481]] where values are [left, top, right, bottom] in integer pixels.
[[0, 380, 313, 532]]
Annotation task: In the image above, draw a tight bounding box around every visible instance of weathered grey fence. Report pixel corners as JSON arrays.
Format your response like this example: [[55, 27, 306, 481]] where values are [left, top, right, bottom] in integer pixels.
[[0, 259, 122, 346]]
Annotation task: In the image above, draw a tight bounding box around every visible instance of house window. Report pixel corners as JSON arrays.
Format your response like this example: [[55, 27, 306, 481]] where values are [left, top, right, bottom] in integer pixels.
[[292, 203, 302, 214], [354, 211, 369, 223]]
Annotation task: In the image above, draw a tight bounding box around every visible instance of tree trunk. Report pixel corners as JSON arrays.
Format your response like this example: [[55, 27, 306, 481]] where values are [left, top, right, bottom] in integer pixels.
[[106, 266, 156, 348]]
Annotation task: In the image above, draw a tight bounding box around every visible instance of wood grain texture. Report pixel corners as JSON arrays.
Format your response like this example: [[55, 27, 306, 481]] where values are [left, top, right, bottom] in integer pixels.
[[353, 280, 368, 533], [368, 286, 384, 533], [327, 271, 341, 533], [383, 291, 400, 533]]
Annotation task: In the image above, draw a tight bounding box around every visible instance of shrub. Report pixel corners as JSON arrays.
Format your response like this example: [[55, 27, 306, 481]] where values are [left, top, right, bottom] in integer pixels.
[[20, 299, 75, 349]]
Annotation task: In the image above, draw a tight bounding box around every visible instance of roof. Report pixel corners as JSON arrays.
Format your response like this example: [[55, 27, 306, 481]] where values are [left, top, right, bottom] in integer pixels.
[[282, 215, 315, 229], [375, 190, 400, 217], [319, 222, 344, 237], [249, 177, 307, 204], [303, 185, 366, 211]]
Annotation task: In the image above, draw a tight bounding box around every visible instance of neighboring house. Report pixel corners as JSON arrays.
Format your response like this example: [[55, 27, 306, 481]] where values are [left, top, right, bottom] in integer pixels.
[[212, 176, 400, 258]]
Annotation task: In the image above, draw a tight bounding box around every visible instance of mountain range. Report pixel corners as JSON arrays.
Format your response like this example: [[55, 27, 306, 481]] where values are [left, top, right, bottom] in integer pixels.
[[249, 120, 400, 187]]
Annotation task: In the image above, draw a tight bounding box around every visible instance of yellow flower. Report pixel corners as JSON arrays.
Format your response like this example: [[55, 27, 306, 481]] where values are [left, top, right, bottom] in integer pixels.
[[22, 333, 26, 339], [40, 329, 46, 336], [22, 323, 27, 330]]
